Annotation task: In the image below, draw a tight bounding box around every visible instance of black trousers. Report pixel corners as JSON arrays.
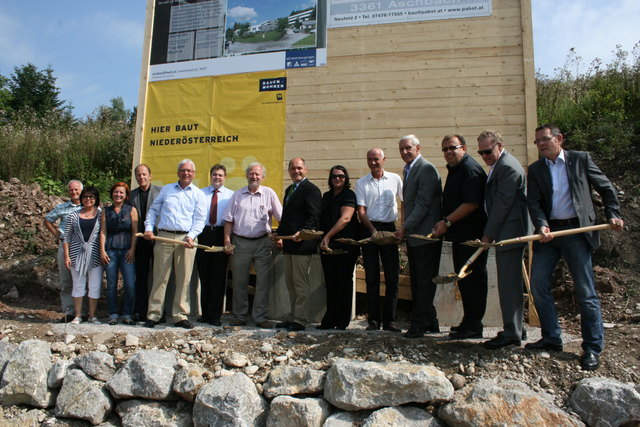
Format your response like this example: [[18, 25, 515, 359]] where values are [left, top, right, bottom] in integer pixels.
[[452, 242, 489, 331], [133, 238, 154, 319], [407, 240, 442, 329], [320, 247, 359, 329], [195, 227, 229, 322], [362, 222, 399, 325]]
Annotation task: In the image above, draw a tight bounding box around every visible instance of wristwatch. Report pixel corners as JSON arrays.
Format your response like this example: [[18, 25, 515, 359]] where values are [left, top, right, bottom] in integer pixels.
[[444, 218, 452, 227]]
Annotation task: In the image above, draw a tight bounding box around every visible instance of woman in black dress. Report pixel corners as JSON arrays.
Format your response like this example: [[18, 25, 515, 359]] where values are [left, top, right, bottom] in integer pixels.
[[318, 165, 360, 330]]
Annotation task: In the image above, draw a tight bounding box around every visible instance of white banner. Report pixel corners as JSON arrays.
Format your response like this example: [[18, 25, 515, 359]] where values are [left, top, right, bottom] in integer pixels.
[[328, 0, 491, 28]]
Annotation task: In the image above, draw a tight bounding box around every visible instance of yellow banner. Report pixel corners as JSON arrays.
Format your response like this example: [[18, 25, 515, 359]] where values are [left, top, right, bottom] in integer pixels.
[[141, 71, 286, 196]]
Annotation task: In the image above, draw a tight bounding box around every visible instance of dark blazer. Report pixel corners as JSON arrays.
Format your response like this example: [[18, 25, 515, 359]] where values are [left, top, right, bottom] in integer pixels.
[[527, 150, 621, 249], [279, 178, 322, 255], [484, 150, 530, 248], [128, 184, 162, 233], [403, 155, 442, 247]]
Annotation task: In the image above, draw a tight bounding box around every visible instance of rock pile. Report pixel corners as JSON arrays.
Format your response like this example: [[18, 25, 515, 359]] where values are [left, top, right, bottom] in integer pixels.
[[1, 339, 639, 426]]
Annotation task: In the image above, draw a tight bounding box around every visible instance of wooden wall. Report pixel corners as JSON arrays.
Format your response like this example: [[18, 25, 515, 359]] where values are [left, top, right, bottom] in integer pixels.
[[284, 0, 537, 192]]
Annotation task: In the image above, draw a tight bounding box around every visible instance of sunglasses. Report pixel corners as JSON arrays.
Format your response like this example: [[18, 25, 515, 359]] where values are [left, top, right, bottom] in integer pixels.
[[441, 145, 463, 152], [477, 143, 497, 156], [331, 174, 346, 179]]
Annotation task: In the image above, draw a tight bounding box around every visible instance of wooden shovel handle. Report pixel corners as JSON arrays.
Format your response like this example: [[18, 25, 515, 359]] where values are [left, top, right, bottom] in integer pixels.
[[135, 232, 210, 250], [497, 223, 612, 246], [458, 247, 487, 276]]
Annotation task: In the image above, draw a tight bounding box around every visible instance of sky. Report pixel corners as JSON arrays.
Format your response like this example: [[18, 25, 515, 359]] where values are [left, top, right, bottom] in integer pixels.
[[226, 0, 315, 28], [0, 1, 638, 119]]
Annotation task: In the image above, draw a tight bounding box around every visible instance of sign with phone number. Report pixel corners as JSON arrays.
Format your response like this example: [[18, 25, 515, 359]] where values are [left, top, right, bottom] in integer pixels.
[[328, 0, 491, 28]]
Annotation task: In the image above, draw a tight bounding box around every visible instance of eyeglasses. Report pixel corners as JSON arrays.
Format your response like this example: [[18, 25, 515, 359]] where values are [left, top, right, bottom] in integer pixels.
[[477, 144, 497, 156], [533, 136, 555, 145], [441, 145, 463, 153], [330, 174, 346, 179]]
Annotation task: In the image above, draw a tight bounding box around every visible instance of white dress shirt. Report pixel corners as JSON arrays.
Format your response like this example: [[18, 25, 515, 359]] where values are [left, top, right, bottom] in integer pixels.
[[144, 182, 207, 239], [203, 185, 234, 226], [355, 171, 403, 223]]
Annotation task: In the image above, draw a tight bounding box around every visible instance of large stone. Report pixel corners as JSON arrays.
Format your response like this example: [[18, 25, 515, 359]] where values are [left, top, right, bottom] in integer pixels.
[[439, 379, 584, 426], [324, 359, 454, 411], [173, 363, 207, 402], [55, 368, 112, 425], [75, 351, 116, 381], [362, 406, 441, 426], [569, 377, 640, 426], [193, 373, 268, 427], [323, 411, 371, 427], [48, 359, 73, 388], [223, 351, 250, 368], [116, 399, 193, 427], [264, 366, 326, 398], [267, 396, 330, 427], [0, 340, 16, 376], [0, 339, 55, 408], [106, 350, 178, 400]]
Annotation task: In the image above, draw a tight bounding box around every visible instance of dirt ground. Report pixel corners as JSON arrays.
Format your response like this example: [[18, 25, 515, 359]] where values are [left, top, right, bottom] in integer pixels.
[[1, 177, 639, 408]]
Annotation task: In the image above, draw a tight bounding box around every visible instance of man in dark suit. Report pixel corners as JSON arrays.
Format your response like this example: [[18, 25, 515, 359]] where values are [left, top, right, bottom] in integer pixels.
[[395, 135, 443, 338], [477, 130, 530, 349], [526, 123, 624, 370], [128, 164, 161, 322], [275, 157, 322, 332]]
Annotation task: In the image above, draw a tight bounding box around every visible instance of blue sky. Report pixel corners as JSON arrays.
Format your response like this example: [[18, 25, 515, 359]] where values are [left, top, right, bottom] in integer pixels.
[[226, 0, 316, 27], [0, 1, 638, 118]]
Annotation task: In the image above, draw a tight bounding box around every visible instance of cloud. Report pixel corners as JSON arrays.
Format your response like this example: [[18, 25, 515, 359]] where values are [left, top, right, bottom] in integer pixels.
[[228, 6, 258, 21], [0, 10, 38, 71]]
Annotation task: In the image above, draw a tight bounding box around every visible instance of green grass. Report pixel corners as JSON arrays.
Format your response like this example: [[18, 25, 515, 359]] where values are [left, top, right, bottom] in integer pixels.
[[293, 34, 316, 47], [237, 30, 284, 43]]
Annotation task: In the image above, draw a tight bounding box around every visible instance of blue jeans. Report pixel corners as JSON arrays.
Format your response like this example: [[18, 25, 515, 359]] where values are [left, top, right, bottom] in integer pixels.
[[106, 248, 136, 319], [531, 227, 604, 354]]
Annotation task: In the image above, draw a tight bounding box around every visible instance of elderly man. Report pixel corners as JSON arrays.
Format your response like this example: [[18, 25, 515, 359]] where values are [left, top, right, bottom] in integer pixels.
[[395, 137, 442, 338], [143, 159, 207, 329], [223, 163, 282, 328], [128, 164, 161, 322], [356, 148, 403, 332], [477, 130, 530, 349], [275, 157, 322, 332], [195, 164, 233, 326], [44, 179, 83, 322], [432, 135, 488, 339], [526, 124, 624, 370]]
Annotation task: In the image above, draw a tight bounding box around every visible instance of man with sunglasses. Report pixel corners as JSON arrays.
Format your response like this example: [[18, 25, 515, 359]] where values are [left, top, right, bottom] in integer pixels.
[[526, 124, 624, 370], [477, 130, 530, 349], [432, 135, 488, 340]]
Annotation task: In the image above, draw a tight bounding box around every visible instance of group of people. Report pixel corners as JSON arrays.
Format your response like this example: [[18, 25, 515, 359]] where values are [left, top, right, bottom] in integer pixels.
[[44, 124, 623, 371]]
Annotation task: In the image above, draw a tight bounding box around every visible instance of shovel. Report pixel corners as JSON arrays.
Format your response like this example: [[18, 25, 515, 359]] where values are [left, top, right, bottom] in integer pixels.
[[460, 224, 612, 248], [408, 233, 440, 243], [335, 237, 371, 245], [135, 233, 228, 252], [433, 247, 486, 284], [276, 229, 324, 241]]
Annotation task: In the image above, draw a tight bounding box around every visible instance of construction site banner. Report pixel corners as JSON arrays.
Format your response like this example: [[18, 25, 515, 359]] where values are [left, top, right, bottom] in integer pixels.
[[328, 0, 491, 27], [149, 0, 327, 82], [140, 70, 287, 194]]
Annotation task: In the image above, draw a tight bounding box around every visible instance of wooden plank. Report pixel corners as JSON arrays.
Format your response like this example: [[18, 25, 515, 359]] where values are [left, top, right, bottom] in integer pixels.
[[355, 269, 413, 301]]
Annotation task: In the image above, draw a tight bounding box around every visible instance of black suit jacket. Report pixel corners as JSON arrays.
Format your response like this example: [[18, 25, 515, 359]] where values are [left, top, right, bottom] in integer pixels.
[[279, 178, 322, 255], [527, 150, 621, 249]]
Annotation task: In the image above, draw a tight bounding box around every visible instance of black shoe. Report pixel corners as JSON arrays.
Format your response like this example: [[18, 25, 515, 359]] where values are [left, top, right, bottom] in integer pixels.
[[159, 315, 166, 323], [209, 319, 222, 326], [197, 316, 209, 323], [449, 324, 462, 333], [144, 320, 159, 328], [256, 321, 271, 329], [366, 321, 380, 331], [524, 339, 563, 352], [275, 321, 292, 329], [404, 327, 425, 339], [580, 352, 600, 370], [426, 323, 440, 333], [174, 320, 194, 329], [521, 327, 527, 341], [449, 329, 483, 339], [316, 324, 335, 330], [60, 314, 75, 323], [287, 322, 305, 331], [483, 333, 521, 349], [383, 323, 401, 332]]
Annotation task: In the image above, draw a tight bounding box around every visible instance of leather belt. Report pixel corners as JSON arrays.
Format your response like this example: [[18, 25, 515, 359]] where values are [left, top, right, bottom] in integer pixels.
[[233, 233, 268, 240], [548, 217, 579, 227], [159, 229, 189, 234]]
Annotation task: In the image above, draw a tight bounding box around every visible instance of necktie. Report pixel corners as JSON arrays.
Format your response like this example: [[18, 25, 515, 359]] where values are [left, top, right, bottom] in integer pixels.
[[285, 184, 296, 204], [209, 189, 218, 225], [403, 164, 411, 181]]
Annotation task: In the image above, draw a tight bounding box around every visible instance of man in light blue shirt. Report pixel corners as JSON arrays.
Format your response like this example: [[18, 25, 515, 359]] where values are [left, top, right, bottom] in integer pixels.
[[44, 180, 83, 322], [143, 159, 207, 329]]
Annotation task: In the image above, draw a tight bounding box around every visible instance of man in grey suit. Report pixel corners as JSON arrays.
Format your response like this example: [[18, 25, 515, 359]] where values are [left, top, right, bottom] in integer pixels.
[[128, 164, 162, 322], [477, 130, 530, 349], [526, 124, 624, 371], [396, 135, 443, 338]]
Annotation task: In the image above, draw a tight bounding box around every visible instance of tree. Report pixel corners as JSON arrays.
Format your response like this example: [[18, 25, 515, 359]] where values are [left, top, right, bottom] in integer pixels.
[[8, 63, 64, 117], [0, 74, 11, 116], [277, 17, 289, 32], [94, 96, 129, 123]]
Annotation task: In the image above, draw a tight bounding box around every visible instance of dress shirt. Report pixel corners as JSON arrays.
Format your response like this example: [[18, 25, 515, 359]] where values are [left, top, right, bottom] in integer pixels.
[[545, 150, 578, 220], [45, 201, 82, 235], [355, 171, 403, 223], [203, 185, 234, 226], [144, 182, 207, 239], [222, 185, 283, 238]]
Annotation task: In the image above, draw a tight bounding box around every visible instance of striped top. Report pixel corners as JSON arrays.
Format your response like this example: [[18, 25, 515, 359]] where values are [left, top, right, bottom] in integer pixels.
[[64, 208, 102, 276]]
